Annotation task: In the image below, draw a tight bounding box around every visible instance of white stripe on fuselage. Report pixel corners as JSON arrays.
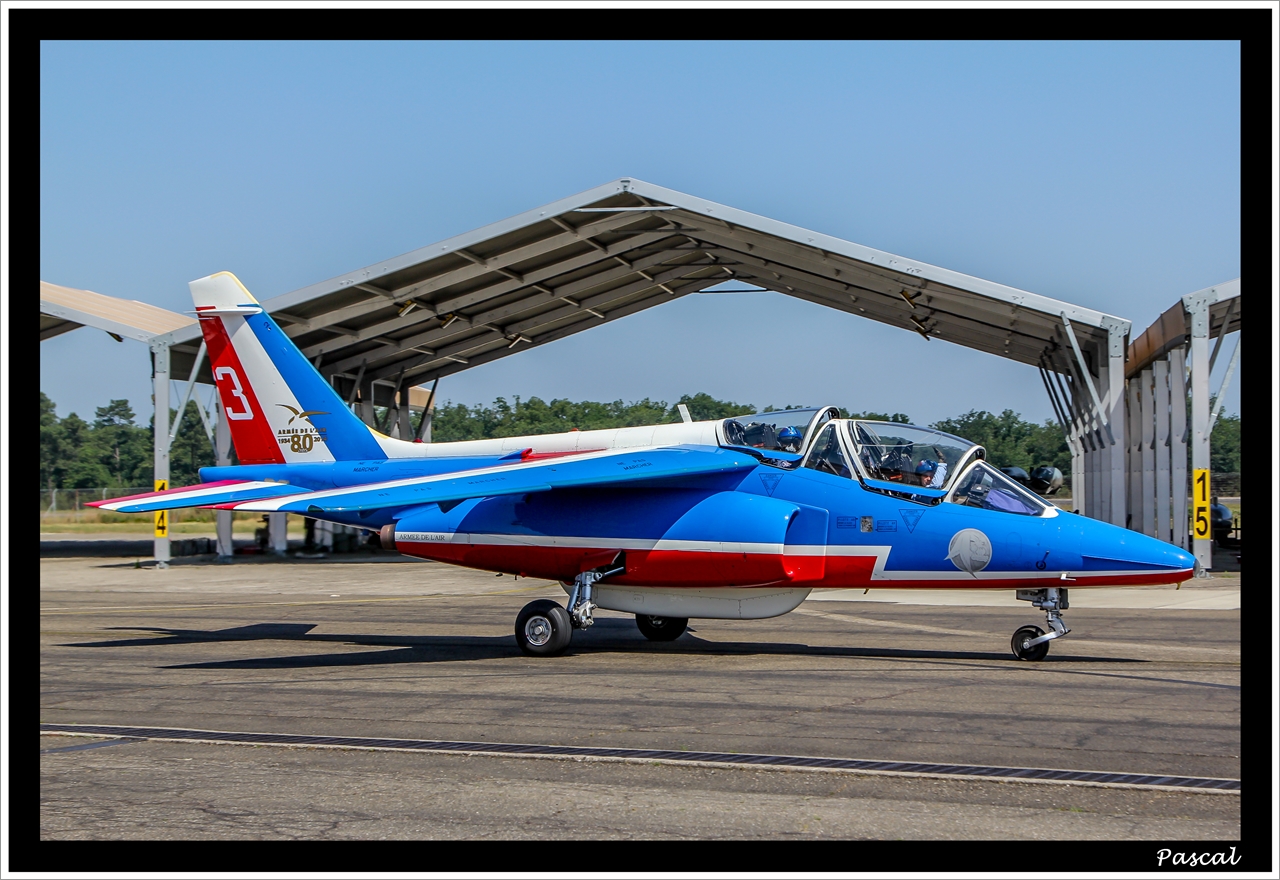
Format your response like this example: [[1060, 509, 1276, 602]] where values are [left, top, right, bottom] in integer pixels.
[[394, 532, 785, 555], [393, 533, 1174, 583]]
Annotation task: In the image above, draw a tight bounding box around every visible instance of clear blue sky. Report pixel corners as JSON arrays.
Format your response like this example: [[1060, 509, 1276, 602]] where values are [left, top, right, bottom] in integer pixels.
[[40, 40, 1241, 427]]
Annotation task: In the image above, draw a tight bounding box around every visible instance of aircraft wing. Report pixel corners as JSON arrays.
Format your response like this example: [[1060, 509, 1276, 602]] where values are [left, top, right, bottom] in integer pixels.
[[86, 480, 310, 513], [227, 445, 759, 514]]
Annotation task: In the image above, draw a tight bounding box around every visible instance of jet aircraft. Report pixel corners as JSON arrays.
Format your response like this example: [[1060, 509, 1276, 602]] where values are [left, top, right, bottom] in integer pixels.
[[92, 272, 1196, 660]]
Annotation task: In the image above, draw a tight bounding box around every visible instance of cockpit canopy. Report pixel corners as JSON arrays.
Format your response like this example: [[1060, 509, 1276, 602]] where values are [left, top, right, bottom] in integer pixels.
[[845, 421, 980, 493], [721, 407, 840, 454], [719, 411, 1053, 515]]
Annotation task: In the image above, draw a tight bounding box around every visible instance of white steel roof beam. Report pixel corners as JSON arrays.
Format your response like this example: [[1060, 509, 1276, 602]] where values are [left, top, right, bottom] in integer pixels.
[[391, 212, 664, 303], [729, 258, 1057, 358], [722, 247, 1077, 354], [354, 264, 721, 383], [775, 282, 1052, 363], [278, 295, 413, 339], [626, 178, 1119, 328], [392, 279, 709, 387], [685, 221, 1114, 347], [1207, 296, 1236, 375], [291, 214, 668, 340], [299, 234, 686, 360], [549, 216, 609, 253], [698, 233, 1072, 342], [500, 266, 726, 339], [464, 252, 718, 330], [1061, 314, 1115, 445], [428, 230, 681, 316]]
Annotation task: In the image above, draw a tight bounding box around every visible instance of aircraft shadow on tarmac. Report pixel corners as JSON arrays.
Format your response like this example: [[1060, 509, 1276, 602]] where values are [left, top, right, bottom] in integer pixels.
[[63, 618, 1142, 668]]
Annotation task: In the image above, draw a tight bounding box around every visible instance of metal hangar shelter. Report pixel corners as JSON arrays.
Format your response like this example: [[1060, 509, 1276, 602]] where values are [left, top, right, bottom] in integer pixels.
[[1122, 278, 1240, 570], [157, 177, 1134, 527]]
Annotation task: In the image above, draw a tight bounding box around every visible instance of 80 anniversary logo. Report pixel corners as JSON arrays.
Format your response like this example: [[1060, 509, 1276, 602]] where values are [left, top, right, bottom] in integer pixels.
[[277, 404, 328, 453]]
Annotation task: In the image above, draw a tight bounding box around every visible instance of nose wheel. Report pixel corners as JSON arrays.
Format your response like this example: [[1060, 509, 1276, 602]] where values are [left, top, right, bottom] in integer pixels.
[[1011, 587, 1070, 661], [1011, 625, 1050, 661]]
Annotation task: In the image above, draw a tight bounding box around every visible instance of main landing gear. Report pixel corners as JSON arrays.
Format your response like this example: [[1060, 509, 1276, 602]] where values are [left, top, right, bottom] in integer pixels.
[[1011, 587, 1070, 661], [514, 565, 623, 657], [636, 615, 688, 641]]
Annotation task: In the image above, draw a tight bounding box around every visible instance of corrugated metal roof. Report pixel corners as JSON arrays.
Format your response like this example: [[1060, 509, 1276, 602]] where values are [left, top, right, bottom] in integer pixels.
[[155, 177, 1132, 396], [41, 281, 195, 342], [1125, 279, 1240, 379]]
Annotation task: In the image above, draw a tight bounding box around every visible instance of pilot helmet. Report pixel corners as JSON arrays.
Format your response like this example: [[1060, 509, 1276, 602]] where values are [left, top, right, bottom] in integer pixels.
[[777, 426, 802, 449], [915, 460, 938, 475]]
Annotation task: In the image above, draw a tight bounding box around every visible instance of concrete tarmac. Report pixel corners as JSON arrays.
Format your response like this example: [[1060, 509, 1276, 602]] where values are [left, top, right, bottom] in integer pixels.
[[39, 554, 1241, 840]]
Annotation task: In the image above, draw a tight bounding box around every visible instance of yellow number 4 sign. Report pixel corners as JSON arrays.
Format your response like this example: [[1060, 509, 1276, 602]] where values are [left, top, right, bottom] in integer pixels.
[[1192, 469, 1211, 540], [154, 479, 168, 538]]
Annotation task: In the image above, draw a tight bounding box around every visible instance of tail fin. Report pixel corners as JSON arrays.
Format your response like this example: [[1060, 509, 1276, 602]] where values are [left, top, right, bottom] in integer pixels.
[[191, 272, 388, 463]]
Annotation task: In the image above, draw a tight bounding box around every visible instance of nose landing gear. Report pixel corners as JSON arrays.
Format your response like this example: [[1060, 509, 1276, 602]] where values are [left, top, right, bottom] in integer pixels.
[[1011, 587, 1070, 661]]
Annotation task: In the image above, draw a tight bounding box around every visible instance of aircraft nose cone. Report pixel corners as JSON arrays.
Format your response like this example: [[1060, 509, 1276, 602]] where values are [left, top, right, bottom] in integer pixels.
[[1072, 515, 1196, 584], [1127, 533, 1196, 571]]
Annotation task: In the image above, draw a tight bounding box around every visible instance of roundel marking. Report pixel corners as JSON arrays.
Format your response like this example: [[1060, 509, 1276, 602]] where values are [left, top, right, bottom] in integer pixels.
[[947, 528, 992, 574]]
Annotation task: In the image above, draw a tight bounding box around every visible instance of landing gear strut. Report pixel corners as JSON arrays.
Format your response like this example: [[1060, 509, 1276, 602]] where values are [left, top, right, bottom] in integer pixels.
[[1011, 587, 1070, 661], [565, 562, 625, 629], [514, 565, 623, 657]]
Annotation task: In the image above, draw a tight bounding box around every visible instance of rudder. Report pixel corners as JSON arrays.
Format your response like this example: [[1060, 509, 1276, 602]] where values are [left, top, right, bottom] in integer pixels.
[[191, 272, 387, 463]]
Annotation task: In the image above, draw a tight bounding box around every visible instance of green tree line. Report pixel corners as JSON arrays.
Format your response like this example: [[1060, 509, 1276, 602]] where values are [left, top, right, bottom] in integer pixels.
[[40, 390, 1241, 491], [40, 392, 219, 492]]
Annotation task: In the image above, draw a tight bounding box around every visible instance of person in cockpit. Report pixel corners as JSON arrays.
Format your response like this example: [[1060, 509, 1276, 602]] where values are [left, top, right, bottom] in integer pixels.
[[776, 426, 803, 453], [915, 459, 948, 489]]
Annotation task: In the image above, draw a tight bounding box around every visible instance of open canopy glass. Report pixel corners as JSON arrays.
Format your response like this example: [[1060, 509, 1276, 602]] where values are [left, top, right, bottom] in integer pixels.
[[845, 421, 979, 492], [722, 407, 838, 453]]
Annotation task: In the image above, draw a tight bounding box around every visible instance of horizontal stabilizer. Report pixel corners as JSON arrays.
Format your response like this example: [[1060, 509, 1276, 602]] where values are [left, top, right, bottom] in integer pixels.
[[87, 480, 308, 513], [225, 445, 758, 514]]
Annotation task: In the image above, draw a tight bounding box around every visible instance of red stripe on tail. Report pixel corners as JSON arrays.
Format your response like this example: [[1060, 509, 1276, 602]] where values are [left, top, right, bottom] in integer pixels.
[[199, 316, 285, 464]]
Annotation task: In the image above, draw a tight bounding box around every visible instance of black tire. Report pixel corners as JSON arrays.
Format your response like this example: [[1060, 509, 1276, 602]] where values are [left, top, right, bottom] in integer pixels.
[[636, 614, 688, 642], [515, 600, 573, 656], [1011, 625, 1050, 661]]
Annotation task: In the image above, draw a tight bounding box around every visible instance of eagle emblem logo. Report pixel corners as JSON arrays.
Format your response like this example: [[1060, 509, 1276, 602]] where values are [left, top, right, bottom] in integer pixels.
[[277, 404, 329, 426]]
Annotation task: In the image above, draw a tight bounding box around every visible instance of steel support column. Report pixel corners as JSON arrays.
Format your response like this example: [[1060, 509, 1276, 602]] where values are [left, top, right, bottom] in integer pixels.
[[269, 512, 289, 555], [357, 382, 376, 427], [1169, 347, 1189, 550], [215, 397, 234, 559], [397, 388, 413, 441], [1090, 434, 1100, 519], [1187, 301, 1212, 571], [1153, 360, 1171, 543], [1104, 322, 1128, 527], [1126, 378, 1142, 533], [151, 342, 171, 569], [1139, 368, 1156, 538]]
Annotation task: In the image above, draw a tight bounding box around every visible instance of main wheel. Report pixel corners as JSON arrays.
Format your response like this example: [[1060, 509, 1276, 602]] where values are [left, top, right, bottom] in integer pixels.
[[636, 614, 688, 642], [515, 600, 573, 656], [1011, 625, 1050, 661]]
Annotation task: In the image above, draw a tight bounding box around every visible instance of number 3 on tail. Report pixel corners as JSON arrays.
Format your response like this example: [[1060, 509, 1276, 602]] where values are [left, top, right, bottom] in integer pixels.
[[214, 367, 254, 420]]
